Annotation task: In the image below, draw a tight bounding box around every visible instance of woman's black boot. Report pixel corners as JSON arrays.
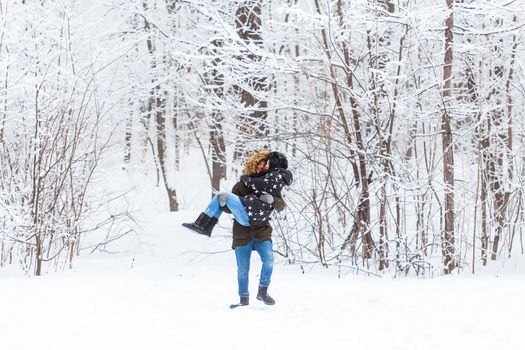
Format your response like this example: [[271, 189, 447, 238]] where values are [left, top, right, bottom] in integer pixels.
[[201, 217, 218, 236], [182, 212, 215, 237]]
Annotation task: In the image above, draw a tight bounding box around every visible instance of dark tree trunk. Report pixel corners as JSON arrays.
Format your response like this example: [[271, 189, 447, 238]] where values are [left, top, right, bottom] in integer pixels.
[[209, 40, 226, 193], [156, 95, 178, 212], [124, 116, 132, 164], [234, 1, 268, 159], [441, 0, 455, 274]]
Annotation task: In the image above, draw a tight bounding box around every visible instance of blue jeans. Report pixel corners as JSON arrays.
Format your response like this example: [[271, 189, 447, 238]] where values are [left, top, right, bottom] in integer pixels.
[[204, 193, 250, 227], [234, 240, 274, 297]]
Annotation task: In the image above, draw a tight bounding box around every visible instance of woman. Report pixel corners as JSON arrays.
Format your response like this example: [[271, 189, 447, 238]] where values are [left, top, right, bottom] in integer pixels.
[[182, 151, 292, 237]]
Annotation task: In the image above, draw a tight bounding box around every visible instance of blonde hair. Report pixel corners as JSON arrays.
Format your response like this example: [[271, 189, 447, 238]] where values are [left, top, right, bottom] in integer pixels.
[[243, 150, 270, 176]]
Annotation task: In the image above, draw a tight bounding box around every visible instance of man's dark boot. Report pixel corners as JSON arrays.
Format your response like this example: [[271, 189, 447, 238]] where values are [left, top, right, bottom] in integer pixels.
[[229, 296, 249, 309], [257, 286, 275, 305], [182, 212, 215, 237]]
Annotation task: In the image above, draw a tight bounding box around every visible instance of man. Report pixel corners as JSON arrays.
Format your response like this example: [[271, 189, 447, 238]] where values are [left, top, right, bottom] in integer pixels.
[[225, 150, 288, 308]]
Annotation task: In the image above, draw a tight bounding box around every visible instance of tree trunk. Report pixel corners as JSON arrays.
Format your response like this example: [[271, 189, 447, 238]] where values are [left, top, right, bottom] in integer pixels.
[[209, 40, 226, 193], [488, 34, 512, 260], [143, 4, 178, 211], [489, 15, 518, 260], [330, 0, 373, 259], [441, 0, 455, 274], [234, 0, 268, 159], [480, 162, 489, 265], [124, 115, 132, 164], [35, 235, 42, 276], [506, 15, 517, 183], [0, 63, 7, 143], [156, 96, 178, 212]]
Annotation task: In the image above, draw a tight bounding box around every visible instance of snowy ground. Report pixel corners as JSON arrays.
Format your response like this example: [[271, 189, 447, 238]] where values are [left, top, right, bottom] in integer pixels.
[[1, 210, 524, 350]]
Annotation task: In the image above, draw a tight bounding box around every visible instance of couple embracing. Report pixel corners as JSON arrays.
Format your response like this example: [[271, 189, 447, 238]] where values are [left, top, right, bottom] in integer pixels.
[[183, 150, 293, 308]]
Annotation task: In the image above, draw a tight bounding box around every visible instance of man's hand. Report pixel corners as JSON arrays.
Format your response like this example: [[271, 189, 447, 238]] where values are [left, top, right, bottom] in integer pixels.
[[240, 175, 249, 186], [259, 193, 274, 204]]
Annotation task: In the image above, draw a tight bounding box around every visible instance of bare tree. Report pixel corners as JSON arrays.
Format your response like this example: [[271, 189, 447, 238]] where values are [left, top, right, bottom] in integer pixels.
[[441, 0, 456, 274]]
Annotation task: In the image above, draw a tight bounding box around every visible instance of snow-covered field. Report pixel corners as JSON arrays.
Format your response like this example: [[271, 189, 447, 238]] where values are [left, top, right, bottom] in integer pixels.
[[1, 210, 524, 350]]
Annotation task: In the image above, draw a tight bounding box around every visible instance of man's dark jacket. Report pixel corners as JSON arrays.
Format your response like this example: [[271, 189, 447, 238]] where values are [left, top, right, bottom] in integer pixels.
[[223, 181, 285, 249]]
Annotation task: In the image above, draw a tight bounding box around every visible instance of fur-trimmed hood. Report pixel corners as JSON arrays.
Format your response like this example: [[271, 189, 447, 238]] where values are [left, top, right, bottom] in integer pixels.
[[243, 150, 270, 176]]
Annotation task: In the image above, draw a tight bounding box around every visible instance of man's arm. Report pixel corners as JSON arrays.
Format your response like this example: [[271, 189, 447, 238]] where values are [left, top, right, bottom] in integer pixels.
[[240, 172, 284, 196], [224, 182, 285, 214]]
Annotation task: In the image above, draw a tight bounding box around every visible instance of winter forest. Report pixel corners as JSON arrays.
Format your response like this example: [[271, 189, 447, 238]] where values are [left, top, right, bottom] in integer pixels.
[[1, 0, 525, 280]]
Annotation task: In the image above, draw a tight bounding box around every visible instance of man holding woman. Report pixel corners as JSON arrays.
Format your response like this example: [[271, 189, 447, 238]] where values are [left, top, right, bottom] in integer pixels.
[[183, 150, 291, 307]]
